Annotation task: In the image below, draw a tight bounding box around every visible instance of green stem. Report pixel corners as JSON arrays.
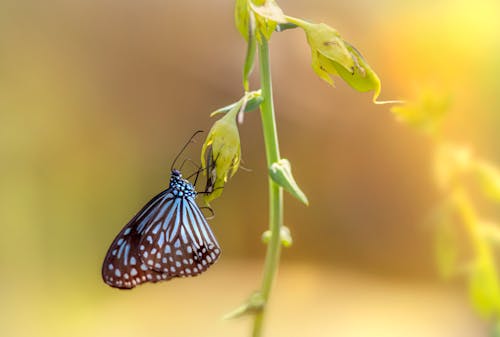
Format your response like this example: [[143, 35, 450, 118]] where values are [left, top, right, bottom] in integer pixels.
[[252, 39, 283, 337]]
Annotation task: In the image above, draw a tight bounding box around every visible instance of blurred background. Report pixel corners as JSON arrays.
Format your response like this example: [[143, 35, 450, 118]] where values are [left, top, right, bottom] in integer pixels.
[[1, 0, 499, 336]]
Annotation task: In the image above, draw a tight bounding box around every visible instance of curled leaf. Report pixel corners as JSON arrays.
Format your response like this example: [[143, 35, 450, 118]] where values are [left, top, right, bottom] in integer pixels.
[[269, 159, 308, 205]]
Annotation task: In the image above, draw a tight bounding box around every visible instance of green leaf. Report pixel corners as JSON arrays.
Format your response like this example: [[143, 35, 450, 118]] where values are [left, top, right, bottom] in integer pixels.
[[468, 257, 500, 318], [211, 90, 263, 116], [269, 159, 308, 205], [262, 226, 293, 247]]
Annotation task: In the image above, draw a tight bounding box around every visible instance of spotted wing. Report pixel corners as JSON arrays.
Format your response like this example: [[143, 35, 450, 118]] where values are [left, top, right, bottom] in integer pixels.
[[138, 196, 221, 278], [101, 190, 174, 289]]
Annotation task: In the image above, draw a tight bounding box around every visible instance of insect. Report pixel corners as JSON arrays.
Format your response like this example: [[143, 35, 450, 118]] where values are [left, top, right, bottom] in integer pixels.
[[102, 134, 221, 289]]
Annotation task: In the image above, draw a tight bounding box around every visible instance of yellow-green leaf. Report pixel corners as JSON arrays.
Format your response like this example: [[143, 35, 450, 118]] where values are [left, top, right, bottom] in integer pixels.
[[269, 159, 308, 205]]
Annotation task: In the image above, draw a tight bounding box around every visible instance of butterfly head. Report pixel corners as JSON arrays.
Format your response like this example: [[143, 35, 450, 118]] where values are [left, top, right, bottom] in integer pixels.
[[172, 169, 182, 177], [170, 169, 196, 198]]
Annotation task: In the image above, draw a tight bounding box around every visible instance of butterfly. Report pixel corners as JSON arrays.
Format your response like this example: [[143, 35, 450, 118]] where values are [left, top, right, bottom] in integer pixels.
[[101, 168, 221, 289]]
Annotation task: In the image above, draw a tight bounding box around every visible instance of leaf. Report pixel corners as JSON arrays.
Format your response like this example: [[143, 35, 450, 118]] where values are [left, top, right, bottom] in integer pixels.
[[269, 159, 308, 205], [211, 90, 263, 116]]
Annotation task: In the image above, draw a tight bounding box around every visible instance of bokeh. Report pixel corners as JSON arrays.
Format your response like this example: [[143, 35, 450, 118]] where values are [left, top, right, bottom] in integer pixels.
[[1, 0, 499, 336]]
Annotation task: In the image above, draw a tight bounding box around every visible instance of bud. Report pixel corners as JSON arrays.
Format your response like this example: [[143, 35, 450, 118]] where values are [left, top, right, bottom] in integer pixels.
[[201, 99, 243, 203], [287, 16, 398, 103]]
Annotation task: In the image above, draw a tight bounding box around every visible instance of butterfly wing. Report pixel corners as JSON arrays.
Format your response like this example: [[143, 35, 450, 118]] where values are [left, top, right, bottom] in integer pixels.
[[139, 196, 221, 278], [101, 190, 173, 289]]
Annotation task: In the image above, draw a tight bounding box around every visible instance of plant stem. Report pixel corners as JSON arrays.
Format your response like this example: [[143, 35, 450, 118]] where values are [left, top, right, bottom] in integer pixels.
[[252, 39, 283, 337]]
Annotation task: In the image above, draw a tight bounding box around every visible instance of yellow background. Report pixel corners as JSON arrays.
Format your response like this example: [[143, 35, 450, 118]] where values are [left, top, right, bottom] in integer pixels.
[[1, 0, 499, 336]]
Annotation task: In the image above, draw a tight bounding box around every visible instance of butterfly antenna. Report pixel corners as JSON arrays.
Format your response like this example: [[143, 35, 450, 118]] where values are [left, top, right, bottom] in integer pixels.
[[171, 130, 204, 171]]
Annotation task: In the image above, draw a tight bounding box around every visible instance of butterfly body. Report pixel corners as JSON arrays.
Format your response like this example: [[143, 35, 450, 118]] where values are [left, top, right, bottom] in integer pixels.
[[102, 169, 221, 289]]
